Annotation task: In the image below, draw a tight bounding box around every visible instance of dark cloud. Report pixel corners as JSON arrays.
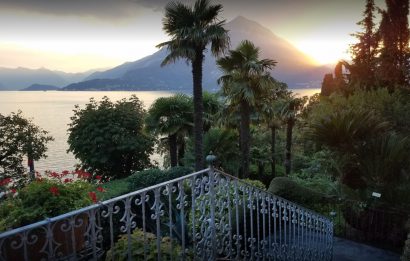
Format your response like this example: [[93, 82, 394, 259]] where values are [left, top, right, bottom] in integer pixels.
[[0, 0, 142, 19]]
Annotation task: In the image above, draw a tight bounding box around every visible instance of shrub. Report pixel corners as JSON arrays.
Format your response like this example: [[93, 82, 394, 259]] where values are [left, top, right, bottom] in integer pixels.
[[128, 167, 193, 191], [0, 180, 95, 231], [97, 178, 133, 201], [105, 228, 183, 261], [267, 177, 334, 208]]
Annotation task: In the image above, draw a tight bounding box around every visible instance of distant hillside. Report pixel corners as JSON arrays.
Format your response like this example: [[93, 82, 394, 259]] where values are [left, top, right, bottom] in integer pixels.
[[0, 67, 97, 90], [21, 84, 60, 91], [65, 16, 331, 91]]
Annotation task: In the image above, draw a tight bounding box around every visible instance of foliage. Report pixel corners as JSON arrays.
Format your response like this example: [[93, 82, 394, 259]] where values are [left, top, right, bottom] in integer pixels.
[[105, 228, 183, 261], [128, 167, 193, 191], [183, 128, 240, 175], [242, 178, 266, 190], [0, 111, 53, 189], [146, 94, 193, 167], [0, 179, 95, 231], [97, 178, 132, 201], [267, 177, 335, 209], [350, 0, 379, 89], [304, 89, 410, 207], [158, 0, 230, 170], [378, 0, 410, 87], [67, 96, 154, 179], [217, 40, 277, 178]]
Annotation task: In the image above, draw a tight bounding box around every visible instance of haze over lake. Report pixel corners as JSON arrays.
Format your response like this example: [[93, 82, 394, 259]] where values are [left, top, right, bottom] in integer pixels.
[[0, 89, 319, 172]]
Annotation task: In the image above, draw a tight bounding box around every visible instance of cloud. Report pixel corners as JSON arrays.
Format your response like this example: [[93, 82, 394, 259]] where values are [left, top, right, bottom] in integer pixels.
[[0, 0, 143, 20]]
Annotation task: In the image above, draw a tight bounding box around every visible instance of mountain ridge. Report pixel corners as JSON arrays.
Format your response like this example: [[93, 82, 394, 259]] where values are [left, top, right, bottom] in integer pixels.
[[66, 16, 330, 91]]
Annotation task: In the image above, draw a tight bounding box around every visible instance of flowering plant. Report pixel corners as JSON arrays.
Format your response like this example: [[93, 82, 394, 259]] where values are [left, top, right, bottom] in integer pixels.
[[0, 170, 107, 231]]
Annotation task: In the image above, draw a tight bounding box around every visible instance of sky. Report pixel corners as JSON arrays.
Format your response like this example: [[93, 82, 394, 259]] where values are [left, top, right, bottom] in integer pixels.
[[0, 0, 386, 73]]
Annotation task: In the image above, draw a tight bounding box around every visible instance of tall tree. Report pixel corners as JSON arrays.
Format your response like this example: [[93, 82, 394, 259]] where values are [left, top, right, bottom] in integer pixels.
[[279, 95, 307, 176], [157, 0, 229, 170], [350, 0, 379, 89], [378, 0, 410, 87], [258, 82, 288, 178], [217, 40, 276, 178], [146, 94, 193, 167]]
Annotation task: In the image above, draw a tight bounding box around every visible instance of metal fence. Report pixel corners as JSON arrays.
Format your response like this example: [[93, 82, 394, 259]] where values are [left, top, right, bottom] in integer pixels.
[[0, 167, 333, 260]]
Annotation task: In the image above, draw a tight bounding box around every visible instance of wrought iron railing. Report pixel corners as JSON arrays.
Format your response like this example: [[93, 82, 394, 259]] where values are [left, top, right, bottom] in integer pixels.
[[0, 167, 333, 260]]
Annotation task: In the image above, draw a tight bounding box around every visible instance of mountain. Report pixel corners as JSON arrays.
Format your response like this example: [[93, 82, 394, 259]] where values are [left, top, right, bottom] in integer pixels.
[[65, 16, 331, 91], [0, 67, 97, 90], [21, 84, 60, 91]]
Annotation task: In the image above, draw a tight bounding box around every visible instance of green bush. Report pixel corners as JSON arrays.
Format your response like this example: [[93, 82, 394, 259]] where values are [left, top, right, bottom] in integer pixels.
[[105, 228, 183, 261], [267, 177, 334, 208], [97, 178, 133, 201], [128, 167, 193, 191], [0, 180, 94, 231]]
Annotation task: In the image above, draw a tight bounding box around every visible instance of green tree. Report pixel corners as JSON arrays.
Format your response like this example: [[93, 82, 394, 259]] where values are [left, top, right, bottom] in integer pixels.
[[157, 0, 229, 170], [257, 82, 288, 178], [279, 94, 307, 176], [146, 94, 193, 167], [0, 111, 53, 188], [350, 0, 379, 89], [67, 96, 154, 179], [217, 40, 277, 178], [378, 0, 410, 87]]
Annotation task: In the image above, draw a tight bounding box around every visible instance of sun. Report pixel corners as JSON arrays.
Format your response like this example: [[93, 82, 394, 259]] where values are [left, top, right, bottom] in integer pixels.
[[293, 39, 351, 65]]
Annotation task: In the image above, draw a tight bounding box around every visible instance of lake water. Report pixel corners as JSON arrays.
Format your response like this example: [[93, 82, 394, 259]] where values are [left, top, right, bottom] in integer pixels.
[[0, 88, 320, 172]]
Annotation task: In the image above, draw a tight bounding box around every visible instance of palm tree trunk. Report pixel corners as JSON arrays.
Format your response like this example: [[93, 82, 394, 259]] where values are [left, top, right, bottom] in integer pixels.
[[270, 126, 276, 178], [285, 120, 294, 175], [192, 49, 205, 170], [178, 140, 185, 166], [240, 100, 251, 178], [169, 134, 178, 167]]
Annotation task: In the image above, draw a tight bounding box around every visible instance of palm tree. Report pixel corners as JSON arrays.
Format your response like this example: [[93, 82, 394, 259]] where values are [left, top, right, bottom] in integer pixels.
[[258, 85, 287, 178], [217, 40, 276, 178], [157, 0, 229, 170], [146, 94, 193, 167], [279, 94, 307, 176]]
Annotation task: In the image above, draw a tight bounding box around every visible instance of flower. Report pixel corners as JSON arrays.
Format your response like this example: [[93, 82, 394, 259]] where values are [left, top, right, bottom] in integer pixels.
[[62, 170, 70, 175], [88, 192, 97, 203], [10, 189, 16, 194], [63, 178, 73, 183], [96, 186, 105, 192], [49, 186, 60, 196], [95, 175, 102, 180], [0, 178, 12, 186]]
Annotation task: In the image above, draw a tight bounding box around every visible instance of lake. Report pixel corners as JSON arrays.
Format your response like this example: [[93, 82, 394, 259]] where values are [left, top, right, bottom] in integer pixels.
[[0, 89, 320, 172]]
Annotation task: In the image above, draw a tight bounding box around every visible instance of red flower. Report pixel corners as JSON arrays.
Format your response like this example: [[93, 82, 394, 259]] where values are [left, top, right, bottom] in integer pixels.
[[50, 172, 59, 178], [96, 186, 105, 192], [88, 192, 97, 203], [10, 189, 16, 194], [0, 178, 12, 186], [95, 175, 102, 180], [49, 186, 60, 196], [64, 178, 73, 183], [62, 170, 70, 175]]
